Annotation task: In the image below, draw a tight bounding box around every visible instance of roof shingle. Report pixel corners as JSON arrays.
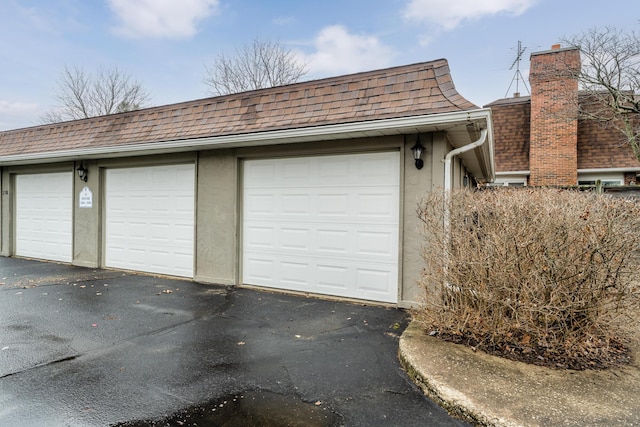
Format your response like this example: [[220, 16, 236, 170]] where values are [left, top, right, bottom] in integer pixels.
[[0, 59, 477, 157]]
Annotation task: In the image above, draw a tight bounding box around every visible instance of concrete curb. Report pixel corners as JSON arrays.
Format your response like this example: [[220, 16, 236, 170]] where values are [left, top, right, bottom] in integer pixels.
[[399, 321, 640, 427]]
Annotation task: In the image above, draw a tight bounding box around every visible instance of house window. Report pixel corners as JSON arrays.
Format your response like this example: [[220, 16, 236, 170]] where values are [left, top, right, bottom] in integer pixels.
[[488, 176, 527, 187], [578, 180, 623, 186], [577, 172, 624, 187]]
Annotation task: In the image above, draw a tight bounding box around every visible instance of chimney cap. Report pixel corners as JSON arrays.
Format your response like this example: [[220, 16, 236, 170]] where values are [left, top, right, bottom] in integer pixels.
[[530, 44, 580, 58]]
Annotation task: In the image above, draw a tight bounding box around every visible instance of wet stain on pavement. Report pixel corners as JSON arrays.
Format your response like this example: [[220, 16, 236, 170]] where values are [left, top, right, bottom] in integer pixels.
[[114, 389, 343, 427]]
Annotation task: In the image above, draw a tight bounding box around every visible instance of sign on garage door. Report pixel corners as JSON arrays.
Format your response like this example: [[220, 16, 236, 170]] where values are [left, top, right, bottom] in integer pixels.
[[15, 172, 73, 263], [243, 152, 400, 303], [105, 164, 195, 278]]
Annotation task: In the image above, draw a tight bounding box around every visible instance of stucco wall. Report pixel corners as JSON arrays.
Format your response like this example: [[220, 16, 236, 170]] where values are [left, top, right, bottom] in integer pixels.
[[195, 150, 237, 285], [399, 131, 454, 305], [73, 160, 99, 268], [402, 133, 432, 305]]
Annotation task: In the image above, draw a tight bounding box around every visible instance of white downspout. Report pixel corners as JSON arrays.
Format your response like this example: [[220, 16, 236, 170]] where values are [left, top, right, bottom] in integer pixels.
[[443, 128, 487, 223], [442, 128, 488, 284]]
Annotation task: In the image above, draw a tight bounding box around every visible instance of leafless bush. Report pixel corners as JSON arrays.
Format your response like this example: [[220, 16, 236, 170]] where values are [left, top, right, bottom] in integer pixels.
[[415, 188, 640, 369]]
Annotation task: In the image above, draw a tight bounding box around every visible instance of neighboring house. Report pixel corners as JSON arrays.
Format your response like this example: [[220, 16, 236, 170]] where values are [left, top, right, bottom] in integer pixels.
[[0, 60, 494, 307], [486, 45, 640, 187]]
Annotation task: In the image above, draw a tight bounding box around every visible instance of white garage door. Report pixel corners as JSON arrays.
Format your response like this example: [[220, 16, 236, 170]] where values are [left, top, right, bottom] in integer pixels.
[[15, 172, 73, 263], [243, 152, 400, 303], [105, 164, 195, 278]]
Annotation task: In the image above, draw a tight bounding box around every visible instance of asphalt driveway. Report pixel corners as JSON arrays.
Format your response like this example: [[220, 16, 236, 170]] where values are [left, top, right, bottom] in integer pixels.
[[0, 257, 466, 426]]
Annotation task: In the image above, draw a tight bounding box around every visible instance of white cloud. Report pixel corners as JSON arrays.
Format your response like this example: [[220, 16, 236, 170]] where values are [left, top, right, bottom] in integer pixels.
[[107, 0, 219, 39], [302, 25, 395, 76], [403, 0, 537, 30]]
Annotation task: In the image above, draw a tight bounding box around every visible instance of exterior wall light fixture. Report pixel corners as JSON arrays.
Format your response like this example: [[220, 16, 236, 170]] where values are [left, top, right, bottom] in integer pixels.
[[411, 136, 425, 170], [77, 163, 88, 182]]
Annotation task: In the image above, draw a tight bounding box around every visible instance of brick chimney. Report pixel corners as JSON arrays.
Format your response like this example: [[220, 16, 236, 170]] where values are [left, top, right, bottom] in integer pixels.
[[528, 45, 581, 186]]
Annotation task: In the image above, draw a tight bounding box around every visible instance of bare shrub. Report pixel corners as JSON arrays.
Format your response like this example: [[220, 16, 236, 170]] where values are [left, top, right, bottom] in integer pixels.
[[415, 188, 640, 369]]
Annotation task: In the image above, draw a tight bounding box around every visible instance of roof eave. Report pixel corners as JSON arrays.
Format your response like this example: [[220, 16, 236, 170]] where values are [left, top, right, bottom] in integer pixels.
[[0, 109, 495, 181], [444, 108, 495, 181]]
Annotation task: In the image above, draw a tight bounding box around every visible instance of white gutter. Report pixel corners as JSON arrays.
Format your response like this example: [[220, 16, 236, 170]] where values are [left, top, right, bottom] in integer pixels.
[[0, 109, 492, 166], [444, 128, 488, 194]]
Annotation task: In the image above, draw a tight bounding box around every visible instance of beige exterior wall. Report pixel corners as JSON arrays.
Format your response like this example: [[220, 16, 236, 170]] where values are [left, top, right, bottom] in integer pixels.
[[399, 131, 472, 305], [0, 131, 475, 306], [195, 150, 237, 285], [73, 160, 100, 268], [402, 133, 432, 305]]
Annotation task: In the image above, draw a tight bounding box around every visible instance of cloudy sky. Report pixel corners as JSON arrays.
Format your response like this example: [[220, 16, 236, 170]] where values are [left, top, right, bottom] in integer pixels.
[[1, 0, 638, 130]]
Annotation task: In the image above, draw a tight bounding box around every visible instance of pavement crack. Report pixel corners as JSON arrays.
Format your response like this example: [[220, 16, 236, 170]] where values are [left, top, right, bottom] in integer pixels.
[[0, 354, 81, 379]]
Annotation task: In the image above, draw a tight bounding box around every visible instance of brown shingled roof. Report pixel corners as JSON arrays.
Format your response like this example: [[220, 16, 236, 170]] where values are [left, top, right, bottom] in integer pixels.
[[0, 59, 477, 157], [485, 96, 530, 173], [485, 94, 639, 172], [577, 95, 639, 169]]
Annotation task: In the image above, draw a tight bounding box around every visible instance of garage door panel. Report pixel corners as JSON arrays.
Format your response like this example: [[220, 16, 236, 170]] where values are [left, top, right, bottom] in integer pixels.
[[357, 190, 399, 219], [357, 267, 396, 291], [316, 265, 350, 290], [357, 229, 396, 256], [281, 261, 309, 286], [280, 227, 310, 250], [246, 221, 397, 262], [245, 193, 276, 215], [282, 160, 312, 180], [244, 162, 276, 185], [317, 194, 349, 216], [356, 157, 398, 183], [15, 172, 72, 263], [317, 229, 349, 254], [282, 194, 311, 215], [244, 257, 275, 282], [245, 253, 398, 301], [243, 152, 399, 303], [244, 225, 275, 248], [319, 158, 349, 180], [248, 189, 399, 221], [105, 164, 194, 278]]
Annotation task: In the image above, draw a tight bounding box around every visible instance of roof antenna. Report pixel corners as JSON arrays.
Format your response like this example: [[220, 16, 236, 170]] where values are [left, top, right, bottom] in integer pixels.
[[505, 40, 530, 98]]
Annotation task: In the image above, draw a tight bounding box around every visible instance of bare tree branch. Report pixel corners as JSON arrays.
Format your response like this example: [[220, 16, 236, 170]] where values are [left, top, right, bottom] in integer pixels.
[[562, 27, 640, 161], [203, 38, 308, 95], [41, 65, 151, 123]]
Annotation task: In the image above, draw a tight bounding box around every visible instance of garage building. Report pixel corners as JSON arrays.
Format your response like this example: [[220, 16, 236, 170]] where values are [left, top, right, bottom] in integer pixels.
[[0, 59, 494, 306]]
